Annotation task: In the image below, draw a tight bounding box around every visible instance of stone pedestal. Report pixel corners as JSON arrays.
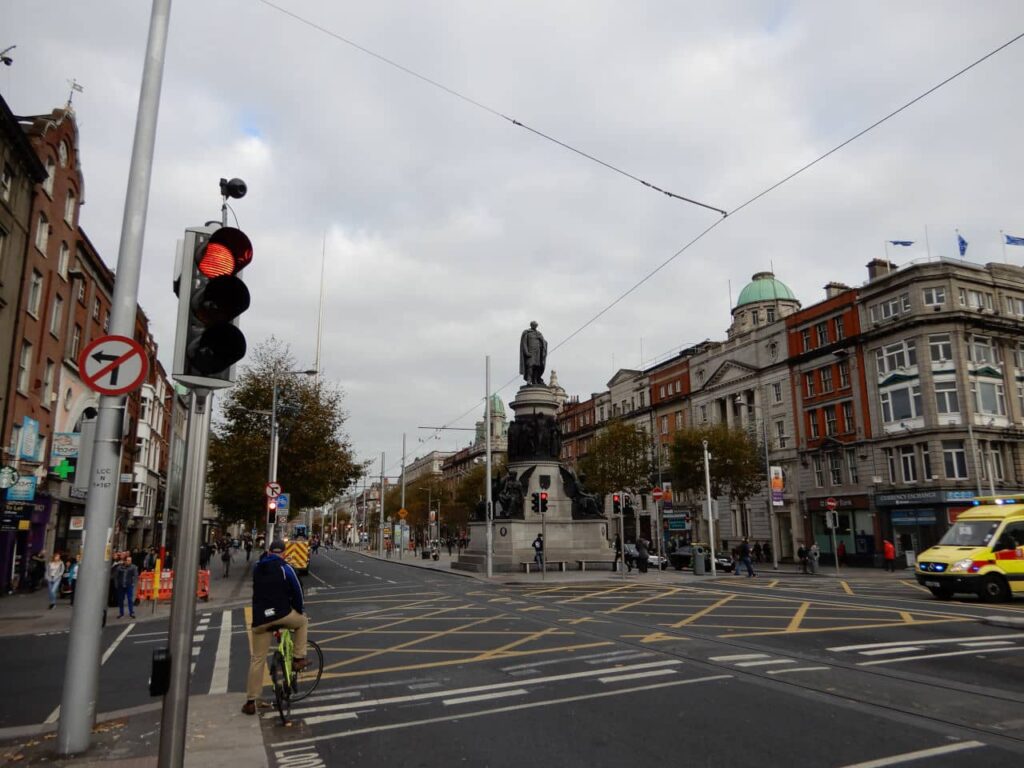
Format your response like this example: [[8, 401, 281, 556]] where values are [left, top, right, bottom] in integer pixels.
[[455, 384, 611, 573]]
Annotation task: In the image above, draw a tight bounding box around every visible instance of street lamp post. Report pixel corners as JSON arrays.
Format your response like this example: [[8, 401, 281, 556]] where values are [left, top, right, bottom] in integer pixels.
[[265, 368, 316, 546], [737, 395, 779, 571]]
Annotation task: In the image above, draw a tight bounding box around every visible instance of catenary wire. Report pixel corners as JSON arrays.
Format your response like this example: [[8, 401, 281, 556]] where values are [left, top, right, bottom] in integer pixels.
[[254, 0, 725, 216]]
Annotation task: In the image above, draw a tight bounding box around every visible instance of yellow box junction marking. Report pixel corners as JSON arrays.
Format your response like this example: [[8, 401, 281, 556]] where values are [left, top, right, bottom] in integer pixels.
[[840, 581, 855, 596]]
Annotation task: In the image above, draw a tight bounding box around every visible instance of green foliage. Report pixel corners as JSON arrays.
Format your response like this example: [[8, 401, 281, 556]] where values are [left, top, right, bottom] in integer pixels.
[[578, 419, 653, 496], [668, 423, 763, 504], [207, 338, 363, 530]]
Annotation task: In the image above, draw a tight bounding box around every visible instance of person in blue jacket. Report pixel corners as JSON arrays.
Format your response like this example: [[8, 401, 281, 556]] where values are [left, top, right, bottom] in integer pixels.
[[242, 540, 308, 715]]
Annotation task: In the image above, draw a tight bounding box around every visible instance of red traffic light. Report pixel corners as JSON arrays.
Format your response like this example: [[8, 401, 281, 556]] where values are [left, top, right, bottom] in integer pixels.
[[197, 227, 252, 278], [612, 494, 620, 503], [540, 492, 548, 501]]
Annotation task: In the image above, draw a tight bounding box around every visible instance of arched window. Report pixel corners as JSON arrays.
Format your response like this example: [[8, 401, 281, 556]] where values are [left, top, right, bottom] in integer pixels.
[[35, 213, 49, 252]]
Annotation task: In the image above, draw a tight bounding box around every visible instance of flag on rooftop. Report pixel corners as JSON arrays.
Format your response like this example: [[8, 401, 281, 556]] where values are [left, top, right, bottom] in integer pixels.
[[1005, 233, 1024, 247], [957, 233, 968, 257], [889, 240, 914, 246]]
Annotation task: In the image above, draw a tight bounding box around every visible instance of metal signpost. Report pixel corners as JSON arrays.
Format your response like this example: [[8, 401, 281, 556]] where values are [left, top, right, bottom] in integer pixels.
[[703, 440, 717, 577], [826, 497, 840, 576]]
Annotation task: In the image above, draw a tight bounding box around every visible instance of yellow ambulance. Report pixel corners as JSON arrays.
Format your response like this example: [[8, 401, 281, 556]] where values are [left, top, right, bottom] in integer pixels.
[[915, 496, 1024, 602]]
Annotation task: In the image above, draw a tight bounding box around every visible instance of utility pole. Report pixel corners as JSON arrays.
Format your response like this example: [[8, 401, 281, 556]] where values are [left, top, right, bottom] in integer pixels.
[[378, 452, 385, 557], [485, 357, 493, 577], [400, 433, 406, 558], [57, 0, 171, 754], [264, 375, 279, 547], [703, 440, 717, 577]]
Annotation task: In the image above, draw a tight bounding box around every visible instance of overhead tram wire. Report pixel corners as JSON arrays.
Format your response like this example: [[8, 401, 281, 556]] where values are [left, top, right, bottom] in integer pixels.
[[255, 0, 726, 216], [412, 29, 1024, 442]]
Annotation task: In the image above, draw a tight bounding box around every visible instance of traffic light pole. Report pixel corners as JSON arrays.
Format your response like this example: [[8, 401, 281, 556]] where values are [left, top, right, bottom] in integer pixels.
[[485, 356, 493, 578], [264, 377, 280, 547], [57, 0, 171, 754], [158, 388, 212, 768], [703, 440, 718, 577]]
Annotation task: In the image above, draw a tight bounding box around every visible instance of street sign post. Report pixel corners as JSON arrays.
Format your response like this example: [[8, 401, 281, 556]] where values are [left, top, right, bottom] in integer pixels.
[[78, 335, 149, 396], [265, 481, 282, 498], [398, 508, 408, 519], [825, 499, 840, 575], [651, 487, 664, 502]]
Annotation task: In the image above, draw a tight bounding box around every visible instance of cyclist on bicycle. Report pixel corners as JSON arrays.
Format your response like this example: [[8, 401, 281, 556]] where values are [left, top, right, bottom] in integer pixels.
[[243, 539, 309, 715]]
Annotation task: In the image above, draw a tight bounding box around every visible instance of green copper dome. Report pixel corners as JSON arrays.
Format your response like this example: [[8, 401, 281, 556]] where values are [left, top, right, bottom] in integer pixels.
[[736, 272, 797, 307]]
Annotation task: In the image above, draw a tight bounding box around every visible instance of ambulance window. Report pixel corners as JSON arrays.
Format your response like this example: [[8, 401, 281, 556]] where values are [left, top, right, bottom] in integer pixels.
[[999, 522, 1024, 549], [938, 520, 999, 546]]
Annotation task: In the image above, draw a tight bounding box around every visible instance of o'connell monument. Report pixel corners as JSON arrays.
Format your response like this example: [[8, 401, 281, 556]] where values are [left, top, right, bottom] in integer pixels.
[[455, 321, 611, 573]]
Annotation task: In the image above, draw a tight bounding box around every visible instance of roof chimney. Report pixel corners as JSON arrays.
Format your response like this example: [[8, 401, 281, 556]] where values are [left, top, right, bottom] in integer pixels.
[[824, 282, 850, 299], [866, 259, 896, 282]]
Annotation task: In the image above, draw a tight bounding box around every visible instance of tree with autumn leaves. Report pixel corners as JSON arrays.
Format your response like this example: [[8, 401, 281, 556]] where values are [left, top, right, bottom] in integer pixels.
[[207, 339, 362, 531]]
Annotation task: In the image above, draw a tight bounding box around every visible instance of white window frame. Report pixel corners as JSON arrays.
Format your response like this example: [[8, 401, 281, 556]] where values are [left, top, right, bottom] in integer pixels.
[[922, 287, 945, 306], [972, 379, 1007, 416], [846, 448, 859, 484], [49, 295, 63, 337], [17, 341, 32, 393], [900, 445, 917, 483], [942, 440, 968, 479], [929, 333, 952, 363], [28, 270, 43, 316], [35, 213, 49, 253], [812, 456, 824, 488], [934, 379, 960, 415], [880, 383, 923, 423]]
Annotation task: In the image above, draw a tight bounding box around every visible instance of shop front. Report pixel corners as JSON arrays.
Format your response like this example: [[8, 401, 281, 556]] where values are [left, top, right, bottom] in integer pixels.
[[806, 494, 874, 566], [874, 489, 971, 565]]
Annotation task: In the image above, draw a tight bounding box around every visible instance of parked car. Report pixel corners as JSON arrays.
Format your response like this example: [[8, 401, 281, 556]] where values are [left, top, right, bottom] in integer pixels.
[[623, 543, 668, 571], [668, 544, 734, 573]]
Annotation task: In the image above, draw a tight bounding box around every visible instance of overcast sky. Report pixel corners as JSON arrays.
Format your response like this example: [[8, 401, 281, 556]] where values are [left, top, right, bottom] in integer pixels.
[[5, 1, 1024, 481]]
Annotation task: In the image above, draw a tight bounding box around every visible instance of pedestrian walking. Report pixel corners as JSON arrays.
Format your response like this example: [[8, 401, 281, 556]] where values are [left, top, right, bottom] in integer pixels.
[[883, 539, 896, 572], [809, 542, 820, 575], [532, 533, 544, 570], [221, 546, 232, 577], [114, 554, 139, 618], [797, 544, 808, 574], [763, 540, 772, 564], [636, 538, 649, 574], [736, 537, 756, 577], [46, 553, 65, 609], [837, 541, 847, 566], [199, 541, 211, 571], [245, 539, 253, 561], [752, 541, 763, 564], [67, 554, 80, 605], [613, 534, 623, 572]]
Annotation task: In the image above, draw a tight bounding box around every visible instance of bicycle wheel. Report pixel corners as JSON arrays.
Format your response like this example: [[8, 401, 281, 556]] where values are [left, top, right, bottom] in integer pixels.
[[268, 651, 291, 724], [289, 640, 323, 702]]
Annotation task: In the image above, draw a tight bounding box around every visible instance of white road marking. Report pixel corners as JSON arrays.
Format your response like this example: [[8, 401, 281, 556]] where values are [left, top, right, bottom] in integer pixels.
[[958, 639, 1015, 647], [308, 569, 331, 587], [270, 676, 732, 749], [502, 648, 647, 671], [709, 653, 768, 661], [191, 647, 201, 656], [735, 659, 795, 668], [303, 712, 360, 726], [838, 740, 985, 767], [407, 682, 442, 690], [858, 646, 1024, 666], [828, 633, 1022, 652], [287, 659, 684, 717], [598, 669, 677, 683], [192, 634, 205, 642], [859, 647, 924, 656], [766, 666, 831, 675], [443, 689, 529, 706], [208, 610, 233, 694], [44, 623, 136, 724]]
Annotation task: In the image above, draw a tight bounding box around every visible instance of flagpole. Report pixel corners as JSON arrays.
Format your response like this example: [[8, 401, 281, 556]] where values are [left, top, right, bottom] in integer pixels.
[[884, 240, 889, 261], [1001, 230, 1008, 264], [924, 226, 932, 261]]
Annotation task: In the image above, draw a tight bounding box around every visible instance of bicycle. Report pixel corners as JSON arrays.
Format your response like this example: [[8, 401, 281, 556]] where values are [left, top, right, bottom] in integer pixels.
[[268, 627, 323, 725]]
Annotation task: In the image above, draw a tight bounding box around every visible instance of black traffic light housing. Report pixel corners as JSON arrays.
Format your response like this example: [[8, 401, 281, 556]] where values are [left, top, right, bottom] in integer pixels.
[[173, 225, 252, 388], [612, 493, 621, 515], [267, 497, 278, 525], [539, 492, 548, 513], [623, 494, 634, 514], [530, 492, 540, 514]]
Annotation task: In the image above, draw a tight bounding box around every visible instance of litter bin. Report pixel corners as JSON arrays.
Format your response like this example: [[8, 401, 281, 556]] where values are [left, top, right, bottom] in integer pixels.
[[693, 545, 706, 575], [421, 549, 431, 560]]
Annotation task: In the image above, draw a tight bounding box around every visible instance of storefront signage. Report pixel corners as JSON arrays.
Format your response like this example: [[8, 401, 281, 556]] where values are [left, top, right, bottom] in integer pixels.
[[51, 432, 80, 458], [891, 508, 937, 525], [944, 490, 976, 502], [808, 494, 869, 510], [69, 515, 86, 531], [6, 475, 37, 502], [19, 416, 39, 460], [876, 490, 942, 506]]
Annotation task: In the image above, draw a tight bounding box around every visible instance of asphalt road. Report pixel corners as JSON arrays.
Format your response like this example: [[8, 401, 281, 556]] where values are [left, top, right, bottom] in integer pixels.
[[257, 550, 1024, 768], [3, 549, 1022, 768]]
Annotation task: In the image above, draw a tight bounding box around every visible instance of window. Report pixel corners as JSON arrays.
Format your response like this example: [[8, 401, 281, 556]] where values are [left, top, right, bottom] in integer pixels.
[[812, 456, 824, 487], [825, 407, 837, 436], [972, 380, 1006, 416], [880, 384, 923, 423], [77, 278, 85, 303], [1018, 383, 1024, 416], [816, 322, 829, 347], [773, 382, 783, 403], [842, 402, 854, 431], [28, 270, 43, 316], [658, 385, 665, 398], [805, 372, 816, 397], [58, 242, 70, 279], [775, 420, 787, 448], [821, 367, 834, 393], [64, 190, 76, 225], [43, 157, 55, 195], [829, 453, 843, 485], [988, 443, 1005, 481], [700, 404, 708, 423], [846, 448, 859, 484], [103, 310, 110, 333], [876, 340, 916, 374], [801, 329, 811, 352], [901, 292, 911, 312], [660, 416, 668, 435], [934, 379, 960, 414], [929, 334, 953, 362], [752, 309, 760, 325], [961, 289, 994, 310], [35, 213, 49, 252], [900, 445, 917, 482], [923, 287, 945, 306], [18, 341, 35, 392], [599, 406, 604, 421], [969, 335, 997, 365], [838, 361, 850, 388], [1005, 296, 1024, 317], [1, 163, 11, 202], [884, 448, 897, 483], [1015, 342, 1024, 369], [92, 298, 100, 320], [921, 443, 933, 480], [808, 409, 820, 438], [675, 411, 683, 430], [49, 295, 63, 337], [71, 324, 82, 359], [766, 307, 776, 322], [42, 360, 54, 407], [696, 370, 705, 385], [942, 440, 968, 479], [638, 392, 645, 408], [58, 140, 69, 167], [834, 316, 845, 340], [871, 296, 905, 322]]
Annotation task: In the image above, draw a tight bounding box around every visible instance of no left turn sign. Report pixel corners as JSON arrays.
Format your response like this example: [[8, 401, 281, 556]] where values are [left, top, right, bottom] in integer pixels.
[[79, 335, 149, 396]]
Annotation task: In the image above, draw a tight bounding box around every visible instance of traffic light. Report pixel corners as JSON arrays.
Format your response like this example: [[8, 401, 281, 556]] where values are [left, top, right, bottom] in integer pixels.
[[173, 225, 252, 389], [612, 493, 621, 515], [266, 496, 278, 525], [530, 492, 540, 514], [539, 492, 548, 513]]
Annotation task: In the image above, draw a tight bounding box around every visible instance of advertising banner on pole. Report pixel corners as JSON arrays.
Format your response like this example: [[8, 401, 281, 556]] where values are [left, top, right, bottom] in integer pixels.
[[770, 465, 785, 506]]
